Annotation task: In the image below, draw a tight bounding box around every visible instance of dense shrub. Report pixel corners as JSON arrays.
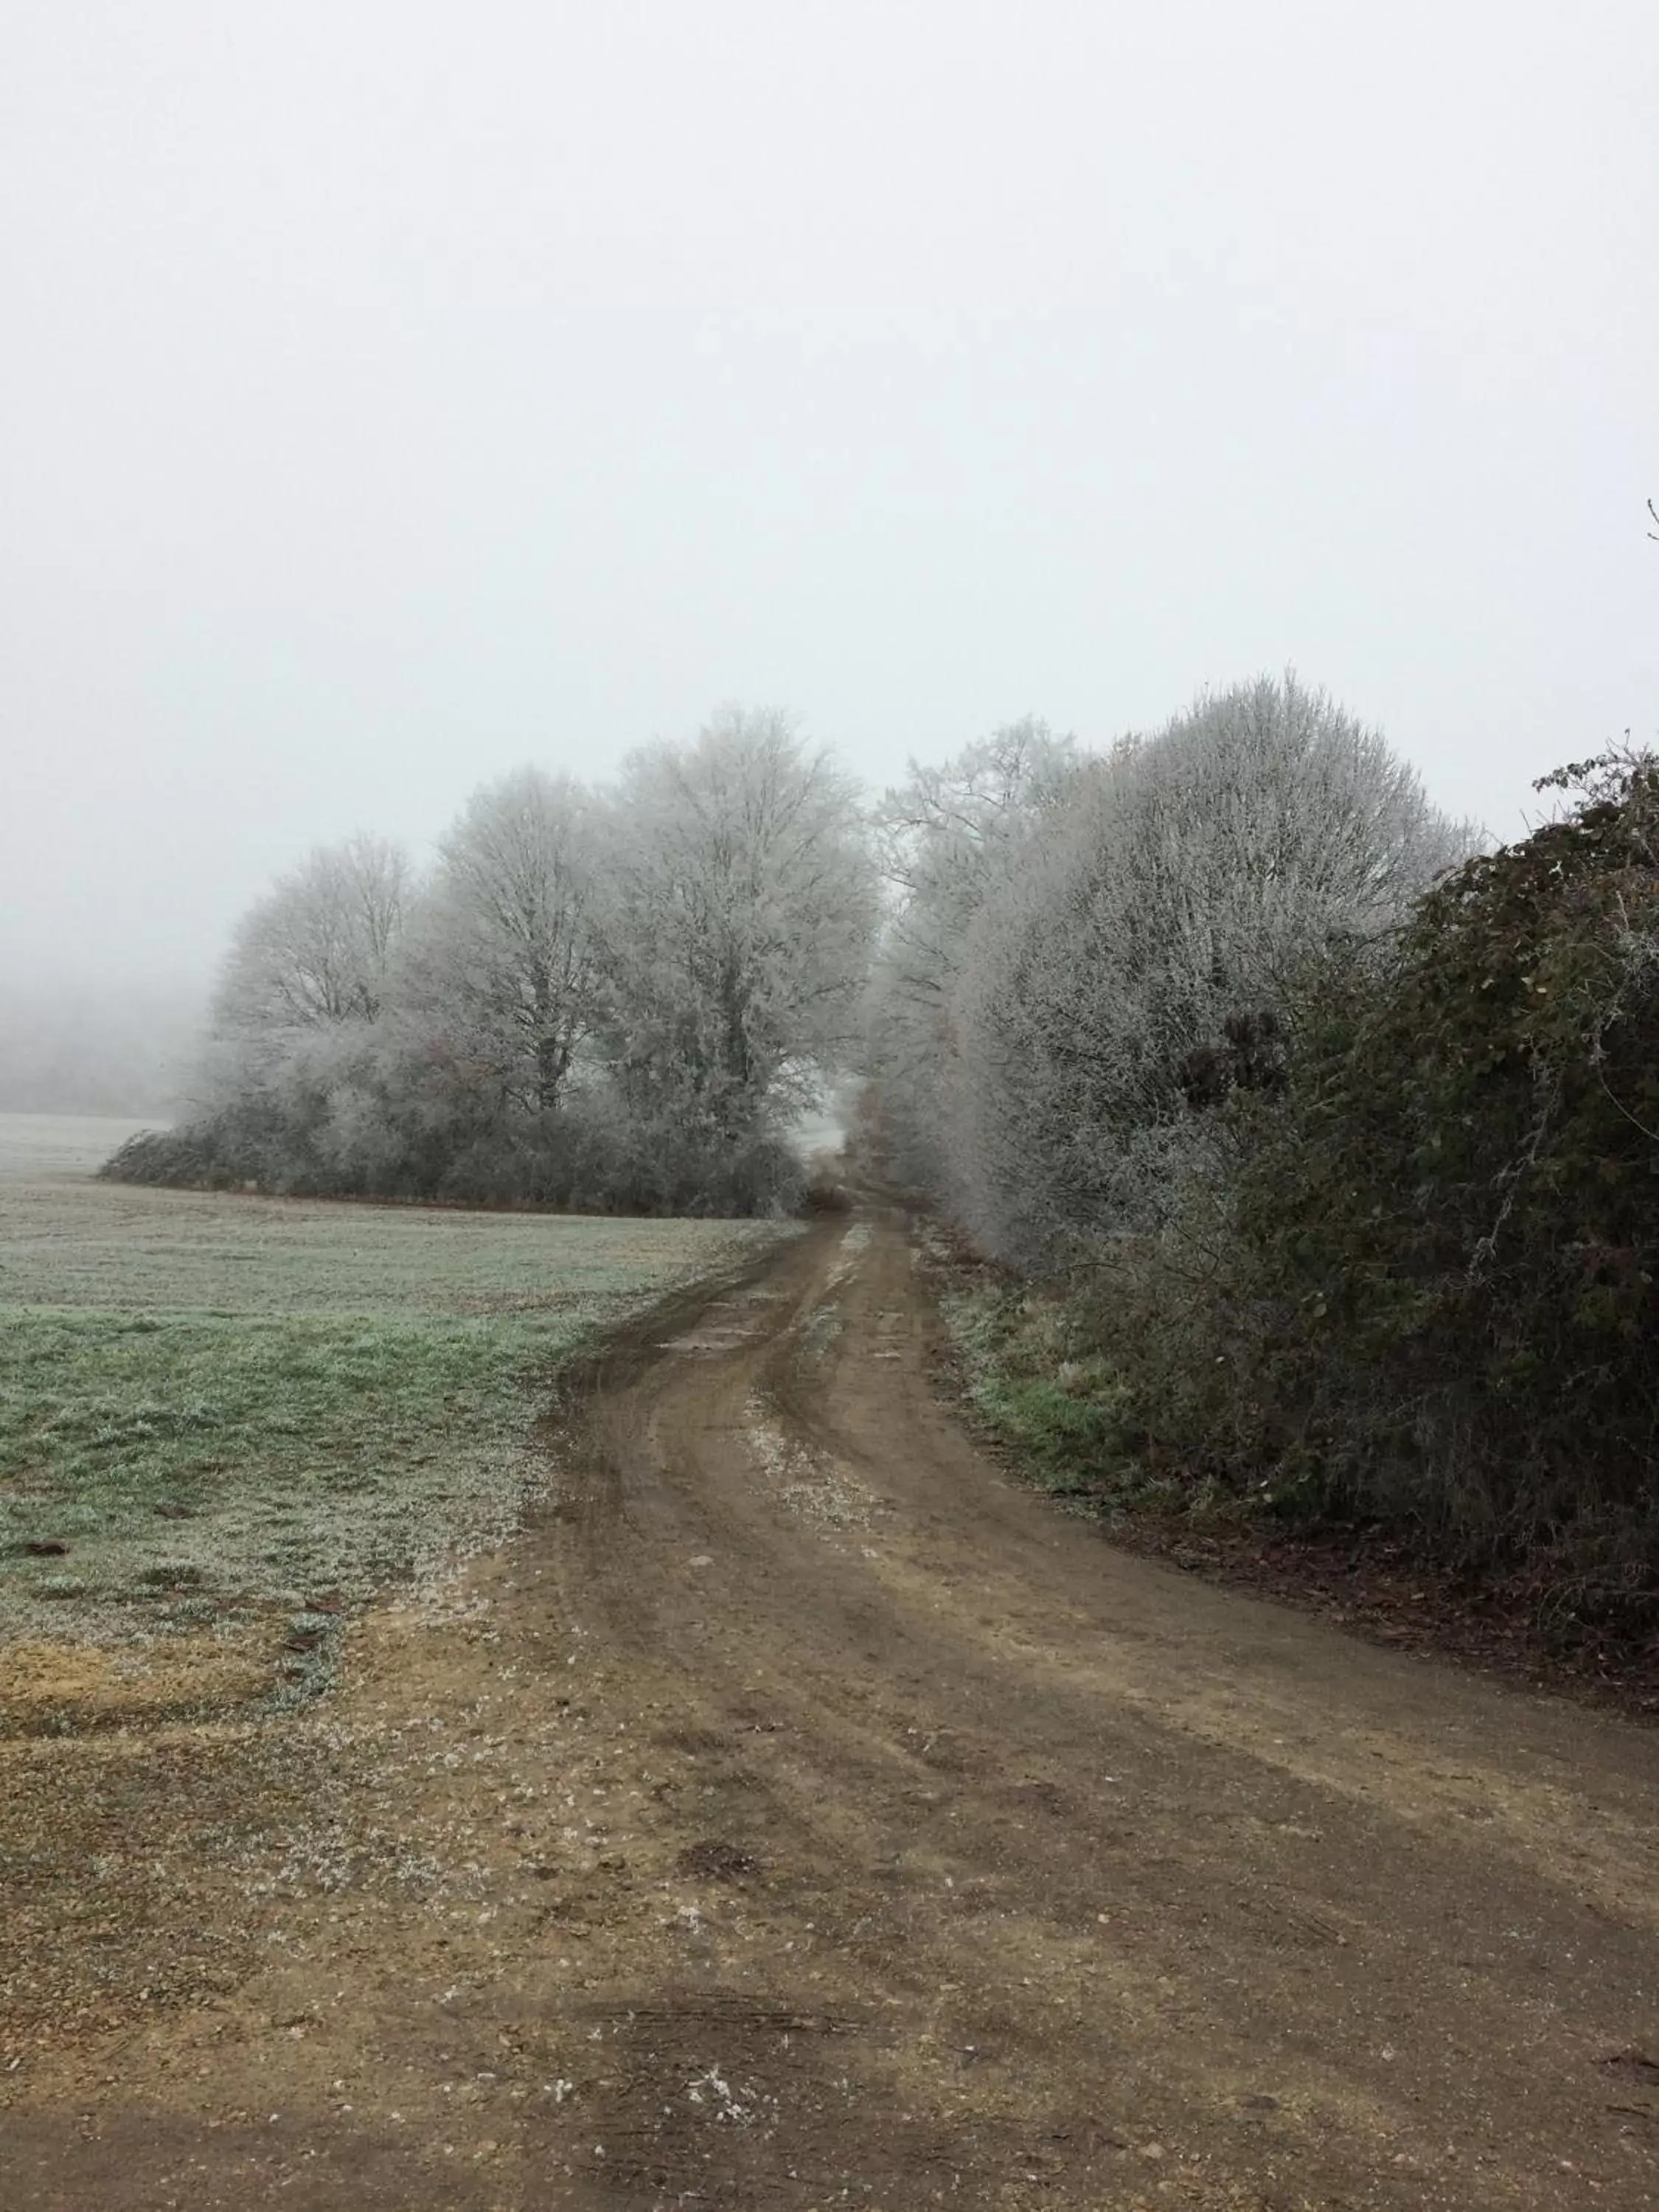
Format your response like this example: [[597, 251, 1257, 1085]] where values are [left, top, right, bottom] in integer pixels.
[[102, 1090, 804, 1216], [1065, 751, 1659, 1625]]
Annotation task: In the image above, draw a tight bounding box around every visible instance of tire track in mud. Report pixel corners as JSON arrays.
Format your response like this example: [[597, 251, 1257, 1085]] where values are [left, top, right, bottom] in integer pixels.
[[498, 1206, 1659, 2209]]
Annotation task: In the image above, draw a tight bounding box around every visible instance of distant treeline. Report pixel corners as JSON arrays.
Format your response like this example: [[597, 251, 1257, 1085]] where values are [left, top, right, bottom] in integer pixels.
[[860, 677, 1659, 1632], [108, 676, 1659, 1623], [106, 709, 877, 1215]]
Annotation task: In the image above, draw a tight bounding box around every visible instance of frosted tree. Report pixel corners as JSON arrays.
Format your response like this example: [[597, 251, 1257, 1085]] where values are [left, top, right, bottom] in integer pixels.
[[403, 768, 599, 1114], [213, 835, 408, 1039], [598, 708, 880, 1150], [863, 718, 1080, 1190], [873, 716, 1080, 999], [945, 675, 1474, 1264]]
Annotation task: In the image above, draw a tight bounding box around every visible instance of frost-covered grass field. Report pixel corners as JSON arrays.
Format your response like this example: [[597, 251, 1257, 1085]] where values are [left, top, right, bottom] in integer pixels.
[[0, 1116, 779, 1696]]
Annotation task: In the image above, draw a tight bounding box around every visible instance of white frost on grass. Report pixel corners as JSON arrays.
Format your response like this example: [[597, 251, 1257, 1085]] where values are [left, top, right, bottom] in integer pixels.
[[0, 1172, 791, 1651]]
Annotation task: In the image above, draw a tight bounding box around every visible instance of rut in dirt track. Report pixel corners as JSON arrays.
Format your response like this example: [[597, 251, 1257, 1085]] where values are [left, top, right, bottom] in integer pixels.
[[5, 1206, 1659, 2211]]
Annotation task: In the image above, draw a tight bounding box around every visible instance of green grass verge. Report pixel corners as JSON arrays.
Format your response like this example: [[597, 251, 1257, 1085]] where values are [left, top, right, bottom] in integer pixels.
[[939, 1271, 1252, 1526], [942, 1282, 1143, 1498]]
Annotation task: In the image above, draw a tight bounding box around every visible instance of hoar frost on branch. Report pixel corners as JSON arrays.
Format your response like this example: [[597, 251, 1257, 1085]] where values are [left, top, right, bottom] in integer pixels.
[[121, 675, 1470, 1231], [213, 835, 409, 1040], [402, 768, 599, 1115], [865, 677, 1472, 1265], [125, 706, 878, 1214], [861, 717, 1082, 1195], [599, 707, 880, 1147]]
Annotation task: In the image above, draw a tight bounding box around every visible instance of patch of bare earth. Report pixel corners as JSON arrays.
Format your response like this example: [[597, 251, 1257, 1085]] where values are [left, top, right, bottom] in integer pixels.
[[4, 1212, 1658, 2209]]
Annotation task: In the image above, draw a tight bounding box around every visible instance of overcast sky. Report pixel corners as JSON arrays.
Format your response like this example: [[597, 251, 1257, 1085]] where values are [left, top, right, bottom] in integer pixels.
[[4, 0, 1655, 994]]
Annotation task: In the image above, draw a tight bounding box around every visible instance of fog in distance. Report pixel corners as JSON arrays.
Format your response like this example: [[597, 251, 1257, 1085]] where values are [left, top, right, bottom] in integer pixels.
[[2, 1, 1655, 1108]]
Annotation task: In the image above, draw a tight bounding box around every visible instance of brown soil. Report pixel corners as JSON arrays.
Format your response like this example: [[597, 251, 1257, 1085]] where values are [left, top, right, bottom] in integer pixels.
[[4, 1207, 1658, 2208], [0, 1628, 286, 1736]]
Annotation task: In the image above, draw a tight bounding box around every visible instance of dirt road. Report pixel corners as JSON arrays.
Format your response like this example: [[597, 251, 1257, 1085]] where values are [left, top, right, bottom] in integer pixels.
[[5, 1207, 1659, 2208]]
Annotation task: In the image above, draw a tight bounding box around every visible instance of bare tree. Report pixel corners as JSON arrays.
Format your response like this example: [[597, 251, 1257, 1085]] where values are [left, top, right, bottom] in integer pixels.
[[214, 835, 408, 1039], [598, 707, 880, 1147], [403, 768, 598, 1114]]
